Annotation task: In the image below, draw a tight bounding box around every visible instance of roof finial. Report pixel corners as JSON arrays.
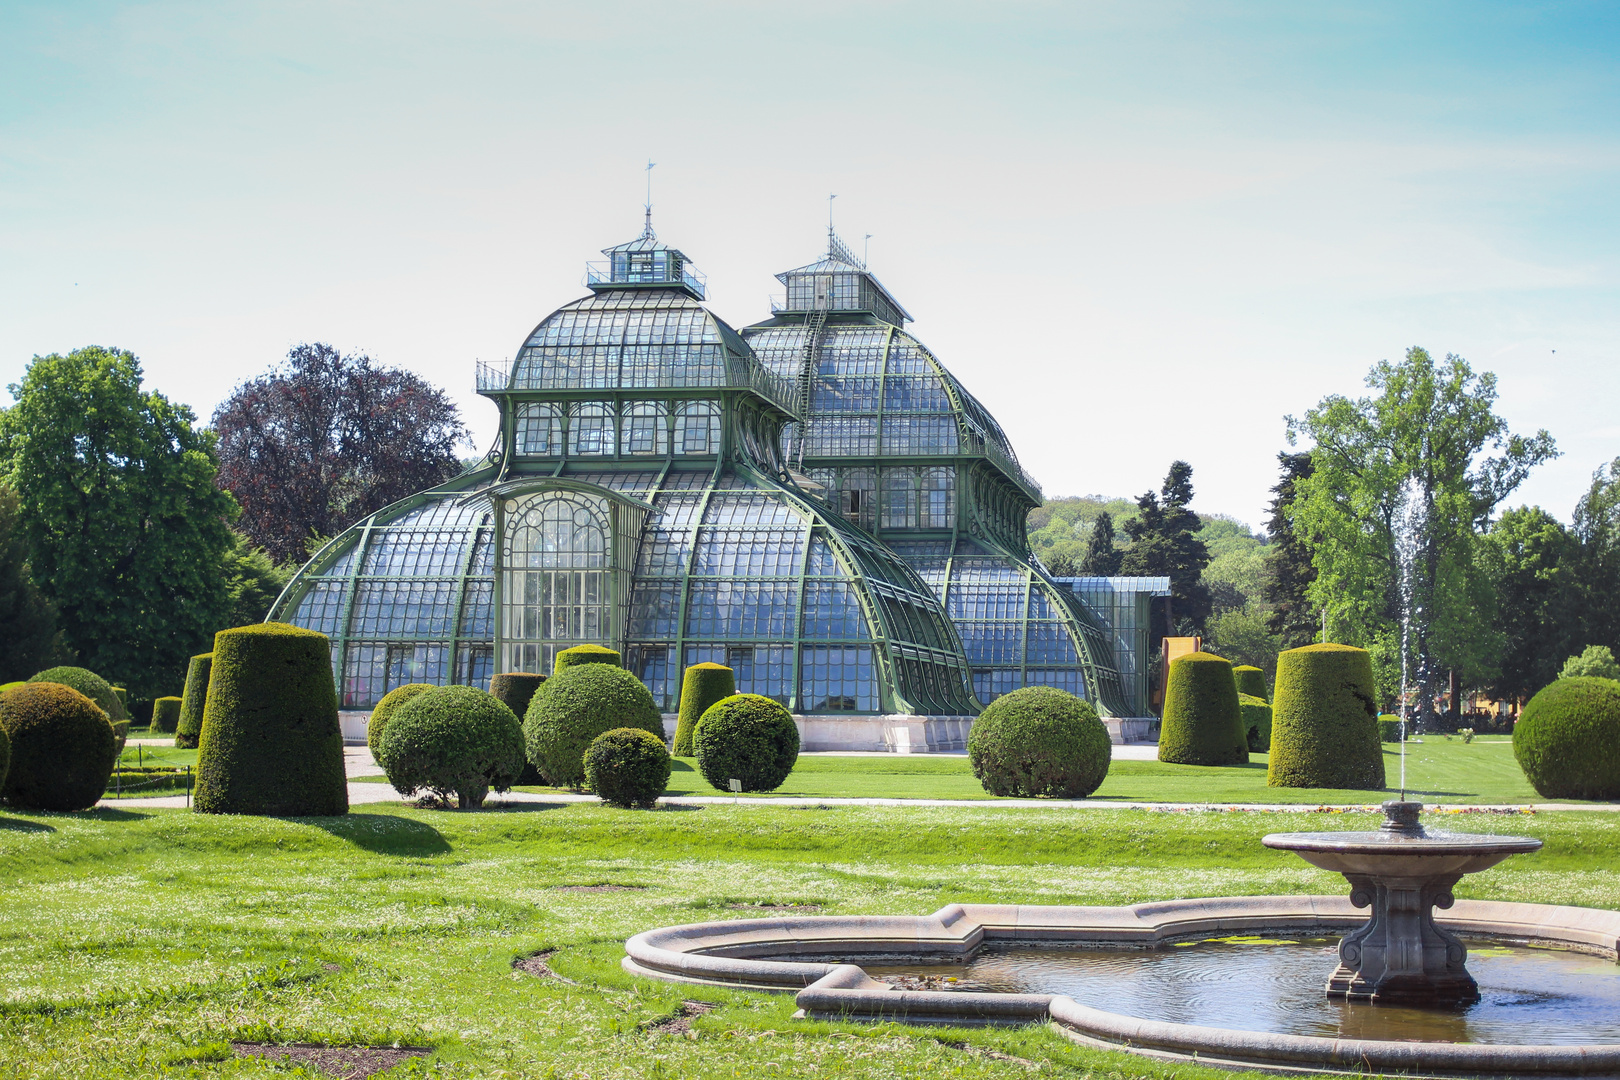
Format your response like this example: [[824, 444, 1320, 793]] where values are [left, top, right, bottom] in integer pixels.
[[643, 159, 657, 239], [864, 233, 873, 266], [827, 193, 837, 253]]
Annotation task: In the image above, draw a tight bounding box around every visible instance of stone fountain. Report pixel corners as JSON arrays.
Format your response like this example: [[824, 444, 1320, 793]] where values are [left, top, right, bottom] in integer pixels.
[[1264, 800, 1542, 1005]]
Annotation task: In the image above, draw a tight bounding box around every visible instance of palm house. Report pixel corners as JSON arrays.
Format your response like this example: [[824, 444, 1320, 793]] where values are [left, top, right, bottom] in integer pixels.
[[270, 220, 1153, 749]]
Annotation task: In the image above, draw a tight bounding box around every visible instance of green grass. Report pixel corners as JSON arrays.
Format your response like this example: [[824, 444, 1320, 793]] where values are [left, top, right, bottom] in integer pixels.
[[0, 801, 1613, 1078], [117, 744, 197, 769]]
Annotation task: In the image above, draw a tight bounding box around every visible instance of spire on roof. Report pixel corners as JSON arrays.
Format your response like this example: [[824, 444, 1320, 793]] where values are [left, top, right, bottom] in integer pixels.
[[642, 159, 657, 241], [826, 227, 865, 270]]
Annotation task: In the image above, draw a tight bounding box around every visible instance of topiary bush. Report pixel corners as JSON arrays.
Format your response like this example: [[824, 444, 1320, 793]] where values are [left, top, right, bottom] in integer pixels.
[[584, 727, 672, 809], [490, 672, 548, 784], [1158, 652, 1247, 766], [1378, 714, 1405, 742], [111, 687, 128, 718], [1239, 693, 1273, 753], [967, 685, 1111, 798], [193, 623, 348, 816], [673, 663, 734, 757], [376, 685, 525, 809], [150, 696, 182, 734], [174, 653, 213, 749], [1233, 665, 1269, 702], [0, 723, 8, 794], [0, 682, 116, 811], [1268, 643, 1385, 790], [553, 645, 621, 674], [1513, 676, 1620, 800], [28, 666, 124, 722], [523, 664, 663, 789], [367, 683, 435, 757], [692, 693, 800, 793]]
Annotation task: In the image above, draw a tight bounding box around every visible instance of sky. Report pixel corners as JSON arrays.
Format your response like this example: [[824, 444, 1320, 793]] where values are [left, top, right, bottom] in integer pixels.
[[2, 1, 1617, 530]]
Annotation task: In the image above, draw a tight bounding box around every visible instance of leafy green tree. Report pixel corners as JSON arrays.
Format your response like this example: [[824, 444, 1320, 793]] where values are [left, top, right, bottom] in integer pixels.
[[1286, 348, 1557, 718], [1570, 458, 1620, 654], [0, 347, 237, 698], [1263, 452, 1319, 649], [221, 534, 293, 631], [1205, 607, 1282, 682], [1079, 511, 1122, 576], [1559, 645, 1620, 681], [1120, 461, 1212, 643], [1481, 506, 1576, 703], [0, 484, 69, 678]]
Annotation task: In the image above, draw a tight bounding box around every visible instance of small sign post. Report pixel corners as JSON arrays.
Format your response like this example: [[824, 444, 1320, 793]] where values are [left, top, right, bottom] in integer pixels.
[[729, 778, 741, 805]]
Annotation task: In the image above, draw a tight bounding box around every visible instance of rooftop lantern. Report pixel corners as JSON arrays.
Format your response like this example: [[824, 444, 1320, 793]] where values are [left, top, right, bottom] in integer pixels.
[[585, 211, 706, 299]]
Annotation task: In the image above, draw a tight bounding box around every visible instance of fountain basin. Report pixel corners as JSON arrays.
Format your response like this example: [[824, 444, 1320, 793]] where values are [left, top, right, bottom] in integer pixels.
[[623, 897, 1620, 1077]]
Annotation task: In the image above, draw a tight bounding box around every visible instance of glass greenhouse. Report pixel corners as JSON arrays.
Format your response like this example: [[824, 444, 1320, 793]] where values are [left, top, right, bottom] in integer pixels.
[[271, 222, 1152, 747]]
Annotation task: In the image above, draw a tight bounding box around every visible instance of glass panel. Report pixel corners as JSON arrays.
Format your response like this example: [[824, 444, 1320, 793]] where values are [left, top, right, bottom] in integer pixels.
[[684, 644, 792, 704], [620, 401, 670, 456], [882, 373, 951, 412], [569, 403, 614, 456], [1026, 621, 1079, 664], [802, 581, 869, 640], [342, 642, 449, 709], [881, 415, 958, 455], [804, 536, 842, 575], [458, 644, 494, 690], [674, 401, 720, 454], [1025, 668, 1084, 696], [515, 403, 563, 456], [972, 668, 1020, 704], [956, 621, 1022, 664], [686, 581, 797, 638], [628, 582, 681, 637], [920, 467, 954, 529], [350, 580, 457, 637], [881, 467, 918, 529], [500, 491, 615, 672], [690, 528, 803, 576], [799, 645, 876, 712], [292, 581, 346, 636], [459, 580, 494, 639], [626, 644, 674, 711], [805, 416, 877, 456], [363, 530, 468, 576]]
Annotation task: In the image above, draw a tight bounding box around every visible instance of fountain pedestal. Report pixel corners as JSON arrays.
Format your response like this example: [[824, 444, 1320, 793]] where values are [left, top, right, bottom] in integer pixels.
[[1264, 801, 1541, 1006]]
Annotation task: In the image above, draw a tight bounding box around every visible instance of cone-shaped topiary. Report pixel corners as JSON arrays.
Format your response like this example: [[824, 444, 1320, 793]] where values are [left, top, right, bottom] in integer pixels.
[[693, 693, 799, 793], [150, 696, 182, 734], [1233, 665, 1269, 702], [1239, 693, 1272, 753], [193, 623, 348, 816], [584, 727, 672, 809], [491, 672, 548, 784], [376, 685, 525, 808], [367, 683, 435, 757], [28, 666, 124, 722], [524, 664, 663, 789], [174, 653, 212, 749], [111, 687, 128, 717], [1268, 643, 1385, 790], [673, 663, 734, 757], [1513, 676, 1620, 800], [1158, 652, 1247, 765], [967, 685, 1111, 798], [0, 682, 116, 811], [553, 644, 621, 674]]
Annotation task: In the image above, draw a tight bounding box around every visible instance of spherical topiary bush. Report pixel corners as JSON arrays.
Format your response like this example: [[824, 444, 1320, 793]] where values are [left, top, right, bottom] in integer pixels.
[[193, 623, 347, 816], [367, 683, 435, 757], [174, 653, 213, 749], [28, 666, 124, 722], [584, 727, 672, 809], [1268, 643, 1385, 790], [1158, 652, 1247, 766], [673, 663, 734, 757], [150, 696, 182, 734], [1239, 693, 1273, 753], [967, 686, 1111, 799], [523, 664, 663, 789], [1233, 665, 1269, 702], [0, 683, 116, 811], [377, 685, 525, 809], [692, 694, 799, 793], [553, 645, 621, 674], [1513, 677, 1620, 800]]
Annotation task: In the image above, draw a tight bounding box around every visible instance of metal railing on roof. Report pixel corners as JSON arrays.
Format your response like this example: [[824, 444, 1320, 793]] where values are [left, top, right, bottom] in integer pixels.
[[473, 357, 803, 418], [584, 262, 706, 298], [961, 428, 1043, 502]]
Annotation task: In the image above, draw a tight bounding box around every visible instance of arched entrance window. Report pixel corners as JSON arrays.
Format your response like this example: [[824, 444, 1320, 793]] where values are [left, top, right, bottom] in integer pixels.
[[500, 491, 612, 673]]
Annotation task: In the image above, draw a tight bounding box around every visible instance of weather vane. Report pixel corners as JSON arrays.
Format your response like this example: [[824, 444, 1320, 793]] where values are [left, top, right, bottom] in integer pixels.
[[643, 159, 657, 236]]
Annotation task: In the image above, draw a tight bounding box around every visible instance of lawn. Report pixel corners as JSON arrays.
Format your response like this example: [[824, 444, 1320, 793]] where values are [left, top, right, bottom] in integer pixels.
[[0, 801, 1614, 1079]]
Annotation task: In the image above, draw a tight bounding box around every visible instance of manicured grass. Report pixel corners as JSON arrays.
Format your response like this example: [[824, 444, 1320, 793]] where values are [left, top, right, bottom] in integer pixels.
[[0, 801, 1613, 1078], [117, 744, 198, 769]]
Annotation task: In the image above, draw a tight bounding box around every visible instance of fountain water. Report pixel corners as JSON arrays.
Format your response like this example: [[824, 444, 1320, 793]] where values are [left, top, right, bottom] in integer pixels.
[[1394, 472, 1431, 794]]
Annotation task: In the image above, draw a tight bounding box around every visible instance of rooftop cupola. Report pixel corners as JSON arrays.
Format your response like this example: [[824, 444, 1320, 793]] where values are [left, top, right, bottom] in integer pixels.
[[585, 212, 706, 300], [773, 228, 911, 325]]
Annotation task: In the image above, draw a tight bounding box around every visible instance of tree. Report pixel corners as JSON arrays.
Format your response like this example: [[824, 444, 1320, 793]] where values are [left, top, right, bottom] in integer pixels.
[[1120, 461, 1212, 646], [1559, 645, 1620, 681], [213, 343, 469, 564], [1480, 506, 1575, 704], [0, 347, 237, 698], [1286, 348, 1557, 718], [1079, 511, 1123, 576], [221, 534, 293, 631], [0, 484, 69, 677], [1262, 452, 1319, 649], [1570, 457, 1620, 655]]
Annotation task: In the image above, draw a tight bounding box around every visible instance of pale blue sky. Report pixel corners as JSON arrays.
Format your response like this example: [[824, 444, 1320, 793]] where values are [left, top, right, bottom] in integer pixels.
[[2, 1, 1617, 527]]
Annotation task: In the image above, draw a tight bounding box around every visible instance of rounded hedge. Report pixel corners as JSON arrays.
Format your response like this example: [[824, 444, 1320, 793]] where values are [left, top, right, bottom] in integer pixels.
[[150, 696, 182, 734], [193, 623, 348, 816], [1267, 643, 1385, 790], [377, 685, 525, 809], [490, 672, 548, 784], [1239, 693, 1273, 753], [0, 682, 116, 811], [1513, 676, 1620, 800], [174, 653, 213, 749], [584, 727, 672, 809], [1158, 652, 1247, 766], [29, 666, 124, 722], [367, 683, 435, 757], [1233, 665, 1269, 702], [967, 685, 1111, 798], [1378, 714, 1405, 742], [553, 645, 621, 674], [523, 664, 663, 789], [673, 663, 734, 757], [0, 723, 8, 794], [692, 694, 799, 793], [0, 682, 26, 694]]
